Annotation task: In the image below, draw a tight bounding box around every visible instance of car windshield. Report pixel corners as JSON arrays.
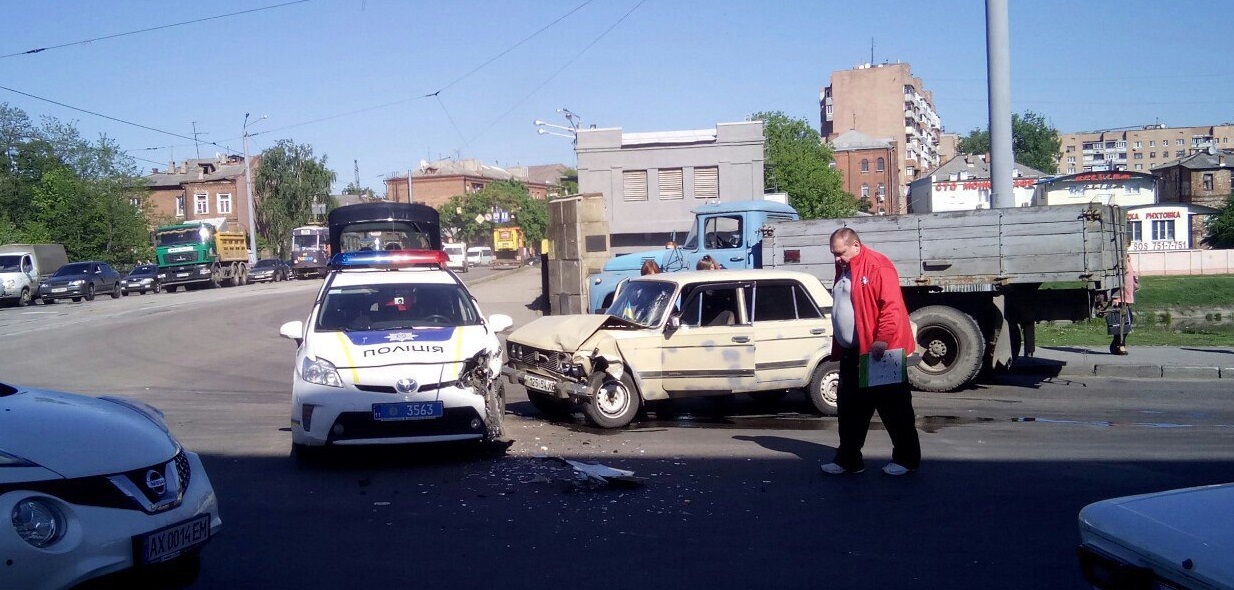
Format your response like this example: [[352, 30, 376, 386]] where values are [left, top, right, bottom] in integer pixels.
[[0, 255, 22, 272], [128, 265, 157, 275], [254, 259, 279, 268], [53, 263, 92, 276], [316, 283, 481, 331], [681, 223, 699, 250], [292, 233, 325, 250], [605, 280, 676, 327]]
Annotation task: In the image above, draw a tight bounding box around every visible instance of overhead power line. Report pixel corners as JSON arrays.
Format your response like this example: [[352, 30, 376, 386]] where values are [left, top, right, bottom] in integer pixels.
[[1, 0, 314, 60], [0, 84, 241, 155]]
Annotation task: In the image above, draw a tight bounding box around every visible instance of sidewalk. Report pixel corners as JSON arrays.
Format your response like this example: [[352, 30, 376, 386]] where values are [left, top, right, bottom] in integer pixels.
[[469, 268, 1234, 380], [1014, 345, 1234, 380]]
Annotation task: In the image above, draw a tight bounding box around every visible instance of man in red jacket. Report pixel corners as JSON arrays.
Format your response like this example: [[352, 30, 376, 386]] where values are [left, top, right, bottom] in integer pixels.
[[820, 228, 921, 476]]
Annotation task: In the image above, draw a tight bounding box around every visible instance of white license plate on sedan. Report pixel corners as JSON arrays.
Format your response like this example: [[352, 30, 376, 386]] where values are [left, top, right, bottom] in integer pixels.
[[372, 401, 443, 421], [51, 287, 67, 293], [523, 374, 557, 393], [136, 513, 211, 564]]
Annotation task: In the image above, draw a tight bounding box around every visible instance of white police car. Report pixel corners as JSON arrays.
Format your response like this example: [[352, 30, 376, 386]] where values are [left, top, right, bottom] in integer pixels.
[[278, 249, 513, 453]]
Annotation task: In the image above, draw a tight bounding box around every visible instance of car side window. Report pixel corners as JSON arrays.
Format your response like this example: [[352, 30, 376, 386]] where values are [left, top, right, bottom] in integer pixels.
[[680, 285, 742, 327], [794, 284, 825, 319]]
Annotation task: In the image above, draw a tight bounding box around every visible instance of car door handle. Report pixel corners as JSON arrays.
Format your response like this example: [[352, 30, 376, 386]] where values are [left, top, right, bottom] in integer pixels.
[[729, 256, 744, 262], [731, 336, 750, 343], [810, 328, 825, 335]]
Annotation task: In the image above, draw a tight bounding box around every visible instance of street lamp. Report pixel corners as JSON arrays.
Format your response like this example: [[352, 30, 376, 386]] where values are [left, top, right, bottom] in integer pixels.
[[242, 113, 268, 264]]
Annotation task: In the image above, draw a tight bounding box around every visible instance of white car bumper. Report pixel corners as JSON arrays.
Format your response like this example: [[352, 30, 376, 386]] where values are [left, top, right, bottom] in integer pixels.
[[290, 380, 489, 446], [0, 451, 221, 590]]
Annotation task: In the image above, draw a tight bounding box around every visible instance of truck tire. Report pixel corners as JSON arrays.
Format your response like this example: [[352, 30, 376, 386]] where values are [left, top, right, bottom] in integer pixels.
[[805, 360, 840, 415], [17, 288, 31, 307], [909, 305, 984, 393], [582, 371, 640, 429], [209, 264, 221, 289]]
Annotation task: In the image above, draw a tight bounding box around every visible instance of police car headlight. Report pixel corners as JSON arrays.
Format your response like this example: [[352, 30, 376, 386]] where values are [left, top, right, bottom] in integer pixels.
[[302, 357, 343, 388]]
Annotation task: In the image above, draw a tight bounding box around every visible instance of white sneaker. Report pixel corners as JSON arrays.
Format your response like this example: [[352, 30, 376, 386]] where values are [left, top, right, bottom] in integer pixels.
[[882, 462, 912, 476], [820, 462, 863, 475]]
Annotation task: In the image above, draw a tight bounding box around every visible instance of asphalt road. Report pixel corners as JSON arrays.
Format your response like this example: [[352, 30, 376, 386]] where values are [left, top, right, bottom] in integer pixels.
[[2, 270, 1233, 590]]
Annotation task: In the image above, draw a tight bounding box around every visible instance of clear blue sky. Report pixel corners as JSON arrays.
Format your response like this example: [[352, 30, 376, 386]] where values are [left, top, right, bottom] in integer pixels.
[[2, 0, 1229, 195]]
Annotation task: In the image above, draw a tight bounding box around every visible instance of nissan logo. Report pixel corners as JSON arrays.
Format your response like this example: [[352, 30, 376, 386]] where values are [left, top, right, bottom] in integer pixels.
[[145, 469, 167, 496], [395, 378, 419, 394]]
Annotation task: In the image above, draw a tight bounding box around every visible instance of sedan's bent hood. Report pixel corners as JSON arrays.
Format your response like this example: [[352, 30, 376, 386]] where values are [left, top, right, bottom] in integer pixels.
[[0, 388, 177, 481], [507, 314, 642, 353]]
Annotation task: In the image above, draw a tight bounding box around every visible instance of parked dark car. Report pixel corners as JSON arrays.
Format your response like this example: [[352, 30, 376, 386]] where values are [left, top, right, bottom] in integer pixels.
[[37, 261, 122, 303], [119, 263, 164, 295], [248, 258, 291, 283]]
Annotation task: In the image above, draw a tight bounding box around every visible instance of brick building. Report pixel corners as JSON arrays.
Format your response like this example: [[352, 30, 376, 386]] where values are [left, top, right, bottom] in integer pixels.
[[820, 62, 943, 213], [1152, 149, 1233, 248], [383, 159, 560, 208], [144, 155, 256, 231], [828, 129, 898, 214]]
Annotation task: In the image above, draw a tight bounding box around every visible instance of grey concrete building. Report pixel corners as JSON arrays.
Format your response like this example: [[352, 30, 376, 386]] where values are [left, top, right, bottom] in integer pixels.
[[575, 121, 765, 253]]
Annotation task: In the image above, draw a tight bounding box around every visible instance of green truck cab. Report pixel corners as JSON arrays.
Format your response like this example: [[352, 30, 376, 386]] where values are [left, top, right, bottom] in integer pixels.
[[154, 220, 250, 291]]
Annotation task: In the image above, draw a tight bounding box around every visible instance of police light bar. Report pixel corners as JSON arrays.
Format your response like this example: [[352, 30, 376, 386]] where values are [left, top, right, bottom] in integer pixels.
[[329, 249, 449, 270]]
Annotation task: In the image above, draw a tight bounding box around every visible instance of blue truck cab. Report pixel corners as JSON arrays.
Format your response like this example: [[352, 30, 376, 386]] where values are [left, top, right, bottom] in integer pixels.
[[587, 200, 799, 313]]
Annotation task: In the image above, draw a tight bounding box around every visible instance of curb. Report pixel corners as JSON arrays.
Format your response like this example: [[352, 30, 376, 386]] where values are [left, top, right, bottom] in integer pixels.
[[1013, 362, 1228, 379]]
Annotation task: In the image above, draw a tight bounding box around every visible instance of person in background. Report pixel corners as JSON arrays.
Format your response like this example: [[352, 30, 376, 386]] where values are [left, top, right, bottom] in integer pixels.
[[640, 259, 661, 275], [696, 255, 723, 270], [819, 227, 921, 477], [1110, 253, 1140, 355]]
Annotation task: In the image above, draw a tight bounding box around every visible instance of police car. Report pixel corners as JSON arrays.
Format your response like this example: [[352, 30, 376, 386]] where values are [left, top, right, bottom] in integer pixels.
[[278, 247, 513, 453]]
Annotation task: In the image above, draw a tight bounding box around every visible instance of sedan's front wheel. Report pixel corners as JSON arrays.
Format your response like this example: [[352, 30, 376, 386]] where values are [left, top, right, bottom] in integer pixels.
[[582, 371, 639, 429], [84, 284, 96, 301]]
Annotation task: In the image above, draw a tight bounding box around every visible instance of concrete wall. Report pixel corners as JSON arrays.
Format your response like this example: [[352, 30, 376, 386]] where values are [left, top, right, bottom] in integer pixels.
[[576, 121, 765, 253], [1133, 249, 1234, 276]]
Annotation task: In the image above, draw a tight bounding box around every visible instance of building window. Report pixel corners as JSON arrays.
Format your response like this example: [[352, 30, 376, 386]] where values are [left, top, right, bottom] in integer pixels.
[[1134, 164, 1143, 170], [1149, 140, 1155, 147], [861, 184, 870, 198], [1134, 153, 1143, 160], [217, 193, 232, 214], [1067, 156, 1076, 164], [1134, 141, 1142, 148], [1116, 141, 1126, 148], [1176, 150, 1185, 157], [876, 157, 885, 172], [129, 197, 141, 208], [1128, 220, 1142, 241], [1149, 152, 1156, 158], [175, 196, 185, 217], [194, 193, 208, 214], [658, 168, 684, 200], [694, 166, 719, 199], [1066, 145, 1075, 153], [1105, 141, 1116, 149], [1203, 173, 1214, 191], [876, 183, 885, 199], [1067, 167, 1076, 174], [1151, 220, 1175, 241], [905, 166, 915, 177], [1176, 139, 1184, 146], [860, 159, 869, 173], [623, 170, 648, 201]]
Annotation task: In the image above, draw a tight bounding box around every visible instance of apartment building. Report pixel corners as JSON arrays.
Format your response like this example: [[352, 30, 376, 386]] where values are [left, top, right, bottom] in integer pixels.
[[1058, 123, 1234, 175], [821, 62, 943, 213]]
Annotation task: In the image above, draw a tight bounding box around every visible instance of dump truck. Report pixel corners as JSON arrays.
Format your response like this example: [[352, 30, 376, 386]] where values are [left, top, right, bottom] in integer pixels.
[[492, 226, 525, 269], [154, 220, 249, 291]]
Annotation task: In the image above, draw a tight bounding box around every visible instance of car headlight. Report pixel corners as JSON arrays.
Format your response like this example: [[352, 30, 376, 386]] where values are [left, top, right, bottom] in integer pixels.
[[302, 357, 343, 388], [68, 279, 85, 286], [11, 498, 66, 548]]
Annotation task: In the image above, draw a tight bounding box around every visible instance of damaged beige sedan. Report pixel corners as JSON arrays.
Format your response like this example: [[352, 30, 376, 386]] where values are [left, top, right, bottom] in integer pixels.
[[503, 269, 838, 428]]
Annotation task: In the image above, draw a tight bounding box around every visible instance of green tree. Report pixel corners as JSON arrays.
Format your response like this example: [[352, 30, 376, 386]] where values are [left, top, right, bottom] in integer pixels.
[[435, 180, 547, 247], [254, 140, 337, 259], [957, 111, 1061, 174], [559, 168, 579, 195], [342, 181, 376, 198], [753, 111, 857, 219], [1203, 193, 1234, 249]]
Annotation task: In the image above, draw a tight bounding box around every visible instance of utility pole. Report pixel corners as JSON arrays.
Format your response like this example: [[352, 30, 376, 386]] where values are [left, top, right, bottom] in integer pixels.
[[191, 122, 204, 159], [986, 0, 1014, 208], [243, 113, 267, 264], [354, 159, 360, 191]]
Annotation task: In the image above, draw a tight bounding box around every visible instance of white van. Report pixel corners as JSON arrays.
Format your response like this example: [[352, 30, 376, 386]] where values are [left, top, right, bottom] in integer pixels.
[[467, 246, 493, 267], [443, 243, 468, 273]]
